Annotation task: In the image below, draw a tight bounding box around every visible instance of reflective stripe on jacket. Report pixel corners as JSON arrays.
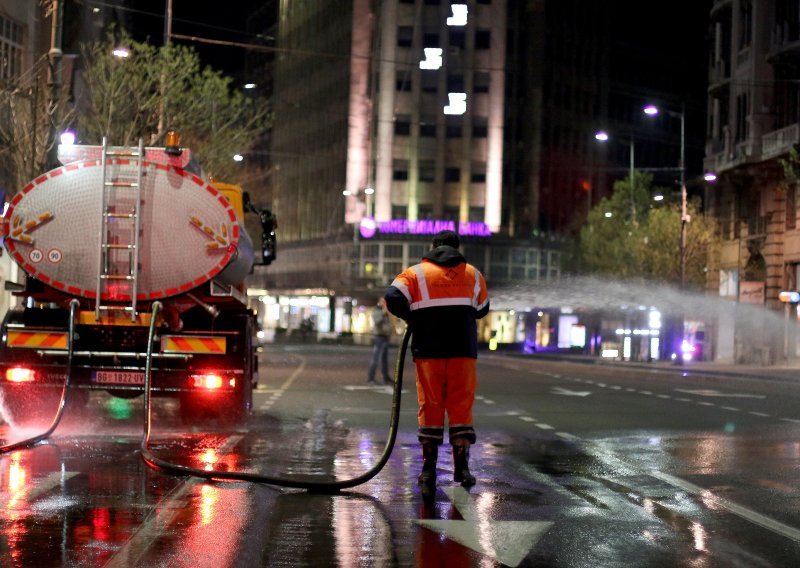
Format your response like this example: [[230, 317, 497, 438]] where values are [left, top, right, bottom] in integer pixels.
[[386, 250, 489, 359]]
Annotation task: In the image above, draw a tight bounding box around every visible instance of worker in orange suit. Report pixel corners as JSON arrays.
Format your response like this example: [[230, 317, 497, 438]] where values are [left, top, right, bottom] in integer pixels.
[[385, 230, 489, 498]]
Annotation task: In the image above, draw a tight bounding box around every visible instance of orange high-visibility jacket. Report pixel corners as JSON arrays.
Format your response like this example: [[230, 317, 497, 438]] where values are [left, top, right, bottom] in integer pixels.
[[385, 246, 489, 359]]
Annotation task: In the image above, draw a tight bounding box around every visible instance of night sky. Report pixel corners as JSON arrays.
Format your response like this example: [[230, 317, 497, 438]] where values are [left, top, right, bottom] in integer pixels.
[[117, 0, 276, 80]]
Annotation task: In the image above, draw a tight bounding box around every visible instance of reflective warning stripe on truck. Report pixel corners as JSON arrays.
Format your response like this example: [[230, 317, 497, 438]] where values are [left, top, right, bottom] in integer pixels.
[[160, 335, 226, 354], [7, 330, 68, 350]]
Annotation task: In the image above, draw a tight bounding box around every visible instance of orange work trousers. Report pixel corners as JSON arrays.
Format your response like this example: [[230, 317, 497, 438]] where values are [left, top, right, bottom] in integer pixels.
[[415, 357, 476, 444]]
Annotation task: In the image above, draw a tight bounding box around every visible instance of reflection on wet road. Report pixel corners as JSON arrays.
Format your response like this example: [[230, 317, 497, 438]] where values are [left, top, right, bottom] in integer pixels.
[[1, 347, 800, 566]]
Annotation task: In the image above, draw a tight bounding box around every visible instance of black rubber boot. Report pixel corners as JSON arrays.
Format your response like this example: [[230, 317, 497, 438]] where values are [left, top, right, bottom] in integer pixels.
[[453, 444, 476, 486], [417, 443, 438, 500]]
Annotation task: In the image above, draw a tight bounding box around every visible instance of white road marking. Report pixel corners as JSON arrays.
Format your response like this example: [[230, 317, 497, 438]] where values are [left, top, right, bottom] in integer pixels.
[[749, 411, 770, 417], [649, 470, 800, 544], [781, 418, 800, 424], [415, 486, 553, 567], [582, 438, 800, 544], [519, 416, 536, 422], [721, 406, 740, 412], [535, 423, 554, 430], [0, 471, 79, 511], [105, 435, 244, 567], [258, 355, 307, 411], [551, 387, 591, 397], [674, 389, 766, 399]]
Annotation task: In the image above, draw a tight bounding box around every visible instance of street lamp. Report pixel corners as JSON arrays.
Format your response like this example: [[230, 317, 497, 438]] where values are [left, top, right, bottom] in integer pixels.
[[595, 131, 636, 225], [644, 104, 687, 288]]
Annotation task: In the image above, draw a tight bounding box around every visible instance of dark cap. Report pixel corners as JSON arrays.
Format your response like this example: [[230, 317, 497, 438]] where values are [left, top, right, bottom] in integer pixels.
[[431, 230, 459, 249]]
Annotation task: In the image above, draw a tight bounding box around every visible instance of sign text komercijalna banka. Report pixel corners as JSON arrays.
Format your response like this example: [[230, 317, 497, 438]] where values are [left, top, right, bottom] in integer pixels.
[[362, 218, 492, 238]]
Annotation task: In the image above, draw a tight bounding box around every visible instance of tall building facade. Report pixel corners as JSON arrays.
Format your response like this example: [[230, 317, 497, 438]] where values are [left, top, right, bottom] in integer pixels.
[[265, 0, 561, 341], [704, 0, 800, 362]]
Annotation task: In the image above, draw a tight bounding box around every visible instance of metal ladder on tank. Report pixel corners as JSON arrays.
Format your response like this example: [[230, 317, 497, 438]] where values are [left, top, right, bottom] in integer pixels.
[[95, 137, 144, 322]]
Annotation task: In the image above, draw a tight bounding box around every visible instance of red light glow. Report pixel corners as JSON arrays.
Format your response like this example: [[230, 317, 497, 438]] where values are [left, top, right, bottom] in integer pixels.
[[6, 368, 36, 383], [191, 374, 224, 389]]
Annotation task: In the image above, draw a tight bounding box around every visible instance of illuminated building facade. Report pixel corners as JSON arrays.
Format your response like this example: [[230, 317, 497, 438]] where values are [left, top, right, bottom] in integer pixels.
[[265, 0, 563, 340]]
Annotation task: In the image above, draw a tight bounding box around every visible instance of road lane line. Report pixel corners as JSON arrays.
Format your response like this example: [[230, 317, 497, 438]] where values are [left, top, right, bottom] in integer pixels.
[[105, 435, 244, 567], [749, 411, 770, 417], [721, 406, 740, 412], [519, 416, 536, 422], [649, 470, 800, 543], [257, 355, 307, 411], [534, 423, 554, 430], [780, 418, 800, 424], [0, 471, 79, 511]]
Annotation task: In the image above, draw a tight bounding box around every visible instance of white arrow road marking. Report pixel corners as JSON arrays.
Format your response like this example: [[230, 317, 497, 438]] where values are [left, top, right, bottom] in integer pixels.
[[415, 486, 553, 567], [674, 388, 766, 399], [551, 387, 591, 397]]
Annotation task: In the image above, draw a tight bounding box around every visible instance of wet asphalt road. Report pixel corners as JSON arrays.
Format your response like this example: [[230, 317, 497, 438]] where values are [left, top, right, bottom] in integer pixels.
[[2, 344, 800, 566]]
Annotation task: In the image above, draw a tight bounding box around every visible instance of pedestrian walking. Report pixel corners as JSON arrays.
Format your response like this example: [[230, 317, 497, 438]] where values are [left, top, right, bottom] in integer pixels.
[[367, 298, 393, 384], [384, 230, 489, 497]]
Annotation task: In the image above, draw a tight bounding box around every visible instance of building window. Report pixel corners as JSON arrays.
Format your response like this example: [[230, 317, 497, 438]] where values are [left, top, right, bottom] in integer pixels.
[[468, 207, 484, 222], [447, 74, 465, 92], [472, 124, 488, 138], [788, 185, 797, 230], [446, 124, 462, 137], [735, 92, 750, 142], [398, 26, 413, 48], [418, 204, 434, 219], [392, 205, 408, 219], [443, 206, 459, 220], [0, 15, 23, 81], [474, 72, 490, 93], [421, 70, 438, 93], [449, 30, 465, 49], [420, 123, 436, 137], [396, 71, 412, 91], [471, 171, 486, 183], [423, 32, 440, 47], [394, 118, 411, 136], [476, 30, 491, 49], [419, 161, 435, 182], [738, 0, 752, 50], [445, 167, 460, 182]]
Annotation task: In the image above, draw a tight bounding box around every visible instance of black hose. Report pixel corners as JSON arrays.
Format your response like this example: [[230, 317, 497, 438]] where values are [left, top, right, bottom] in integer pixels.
[[140, 301, 411, 491], [0, 298, 80, 454]]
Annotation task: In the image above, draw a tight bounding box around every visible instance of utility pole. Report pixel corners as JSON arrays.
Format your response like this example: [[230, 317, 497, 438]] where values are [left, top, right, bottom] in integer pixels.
[[156, 0, 173, 142], [679, 103, 687, 289], [46, 0, 64, 169]]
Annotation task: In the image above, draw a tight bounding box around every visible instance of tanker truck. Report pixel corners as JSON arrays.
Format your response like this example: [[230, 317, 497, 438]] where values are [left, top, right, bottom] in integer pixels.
[[0, 137, 276, 426]]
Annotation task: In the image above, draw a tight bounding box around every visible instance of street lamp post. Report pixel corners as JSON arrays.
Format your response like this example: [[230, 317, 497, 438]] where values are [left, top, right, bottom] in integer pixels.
[[644, 104, 687, 288], [595, 131, 636, 225]]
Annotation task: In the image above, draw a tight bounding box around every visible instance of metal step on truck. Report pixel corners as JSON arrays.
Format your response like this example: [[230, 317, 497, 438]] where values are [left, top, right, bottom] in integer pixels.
[[0, 135, 276, 427]]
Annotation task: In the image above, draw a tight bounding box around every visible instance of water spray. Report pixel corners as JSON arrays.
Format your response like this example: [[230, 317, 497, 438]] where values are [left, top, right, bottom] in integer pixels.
[[0, 299, 79, 454]]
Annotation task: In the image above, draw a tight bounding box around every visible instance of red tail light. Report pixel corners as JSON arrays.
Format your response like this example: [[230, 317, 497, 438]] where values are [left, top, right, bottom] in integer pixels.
[[6, 367, 36, 383], [190, 374, 224, 389]]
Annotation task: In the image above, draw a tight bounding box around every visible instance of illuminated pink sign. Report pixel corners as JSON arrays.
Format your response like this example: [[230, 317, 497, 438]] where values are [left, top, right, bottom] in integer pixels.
[[362, 219, 491, 238]]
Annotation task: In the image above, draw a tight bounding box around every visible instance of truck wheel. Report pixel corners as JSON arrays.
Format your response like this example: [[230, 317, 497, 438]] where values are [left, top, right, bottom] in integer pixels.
[[0, 387, 62, 428]]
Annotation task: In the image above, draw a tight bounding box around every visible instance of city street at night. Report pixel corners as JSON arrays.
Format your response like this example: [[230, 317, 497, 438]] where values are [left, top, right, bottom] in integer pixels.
[[2, 343, 800, 567]]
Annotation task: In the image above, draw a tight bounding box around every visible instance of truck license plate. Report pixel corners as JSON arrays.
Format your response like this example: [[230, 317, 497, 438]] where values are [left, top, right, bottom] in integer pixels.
[[92, 371, 145, 385]]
